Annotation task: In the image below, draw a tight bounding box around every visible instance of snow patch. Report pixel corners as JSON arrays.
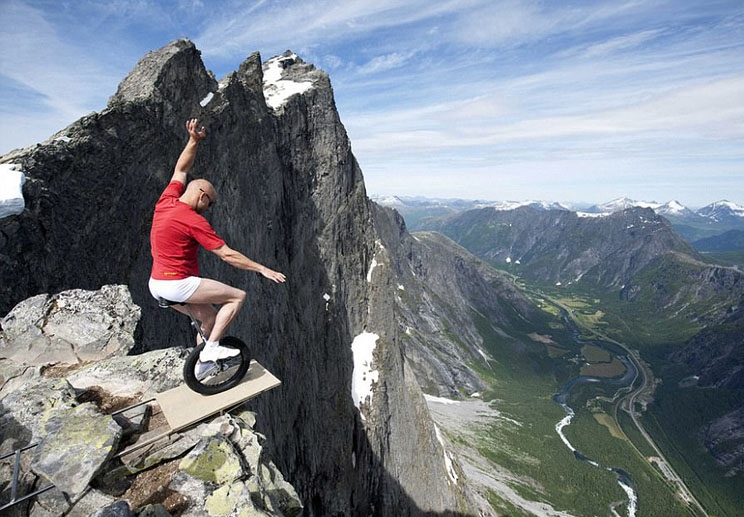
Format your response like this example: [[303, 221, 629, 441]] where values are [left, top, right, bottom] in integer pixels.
[[0, 164, 26, 218], [199, 92, 215, 107], [434, 424, 459, 484], [366, 257, 378, 282], [263, 54, 313, 109], [367, 240, 385, 282], [577, 211, 610, 218], [351, 332, 379, 420], [424, 394, 461, 405]]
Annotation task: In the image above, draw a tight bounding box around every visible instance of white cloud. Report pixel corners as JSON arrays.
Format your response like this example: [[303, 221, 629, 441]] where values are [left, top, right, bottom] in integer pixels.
[[356, 51, 416, 75], [582, 29, 665, 58], [195, 0, 483, 60]]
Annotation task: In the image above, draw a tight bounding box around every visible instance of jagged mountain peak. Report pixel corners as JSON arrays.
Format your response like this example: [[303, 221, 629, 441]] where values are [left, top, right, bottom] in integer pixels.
[[485, 199, 570, 211], [589, 197, 662, 213], [109, 38, 216, 111], [657, 199, 686, 214], [262, 51, 326, 110], [582, 198, 704, 221], [698, 199, 744, 221]]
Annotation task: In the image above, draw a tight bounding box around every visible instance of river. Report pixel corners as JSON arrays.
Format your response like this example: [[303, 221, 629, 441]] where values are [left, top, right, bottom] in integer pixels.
[[553, 341, 639, 517]]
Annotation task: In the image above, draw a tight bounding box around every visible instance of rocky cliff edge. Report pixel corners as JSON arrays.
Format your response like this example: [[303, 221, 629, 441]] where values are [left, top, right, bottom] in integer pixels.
[[1, 285, 301, 517]]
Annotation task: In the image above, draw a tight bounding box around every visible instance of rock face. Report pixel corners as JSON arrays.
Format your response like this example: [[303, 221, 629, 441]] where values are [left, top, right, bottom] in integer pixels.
[[670, 307, 744, 473], [0, 40, 474, 515], [371, 204, 548, 397]]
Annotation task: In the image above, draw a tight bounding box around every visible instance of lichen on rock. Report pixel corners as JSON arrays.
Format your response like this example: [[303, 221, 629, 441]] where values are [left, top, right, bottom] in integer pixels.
[[31, 403, 122, 500], [178, 435, 245, 485]]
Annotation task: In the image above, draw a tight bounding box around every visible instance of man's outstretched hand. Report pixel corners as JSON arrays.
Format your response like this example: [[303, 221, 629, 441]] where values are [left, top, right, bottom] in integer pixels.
[[261, 268, 287, 284], [186, 118, 206, 142]]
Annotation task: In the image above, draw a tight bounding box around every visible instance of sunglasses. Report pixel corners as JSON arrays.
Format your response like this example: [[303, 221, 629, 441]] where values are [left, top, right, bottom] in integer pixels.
[[199, 188, 215, 208]]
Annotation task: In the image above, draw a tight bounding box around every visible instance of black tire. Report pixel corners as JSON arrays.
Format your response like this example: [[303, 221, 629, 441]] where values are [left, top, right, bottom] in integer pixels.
[[183, 336, 251, 395]]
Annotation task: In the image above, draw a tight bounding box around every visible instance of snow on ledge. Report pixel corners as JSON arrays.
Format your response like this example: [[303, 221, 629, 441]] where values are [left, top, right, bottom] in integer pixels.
[[434, 424, 459, 485], [577, 211, 610, 218], [351, 332, 379, 421], [0, 164, 26, 218], [263, 54, 313, 109], [367, 240, 385, 283], [424, 394, 460, 405]]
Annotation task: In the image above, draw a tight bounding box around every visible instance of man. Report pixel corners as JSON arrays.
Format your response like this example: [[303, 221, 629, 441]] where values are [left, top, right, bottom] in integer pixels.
[[149, 119, 286, 362]]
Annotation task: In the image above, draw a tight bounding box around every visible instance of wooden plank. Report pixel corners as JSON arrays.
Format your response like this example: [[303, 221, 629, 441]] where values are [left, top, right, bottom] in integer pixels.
[[155, 362, 280, 432]]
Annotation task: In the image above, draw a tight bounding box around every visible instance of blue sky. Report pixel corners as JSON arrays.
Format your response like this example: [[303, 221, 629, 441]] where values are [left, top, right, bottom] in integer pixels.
[[1, 0, 742, 207]]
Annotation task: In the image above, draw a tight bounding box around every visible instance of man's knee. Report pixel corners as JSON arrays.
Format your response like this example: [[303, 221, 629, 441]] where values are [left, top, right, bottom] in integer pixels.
[[233, 289, 246, 306]]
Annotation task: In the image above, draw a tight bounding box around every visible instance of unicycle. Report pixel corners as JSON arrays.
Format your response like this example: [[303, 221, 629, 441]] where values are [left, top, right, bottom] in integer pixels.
[[158, 298, 251, 395]]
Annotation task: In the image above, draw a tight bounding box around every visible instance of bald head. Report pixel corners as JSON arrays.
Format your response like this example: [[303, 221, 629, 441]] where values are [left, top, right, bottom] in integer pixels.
[[181, 179, 218, 213]]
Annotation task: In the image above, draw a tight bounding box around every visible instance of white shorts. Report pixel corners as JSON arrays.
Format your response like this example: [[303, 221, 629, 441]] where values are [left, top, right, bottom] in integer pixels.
[[149, 276, 201, 303]]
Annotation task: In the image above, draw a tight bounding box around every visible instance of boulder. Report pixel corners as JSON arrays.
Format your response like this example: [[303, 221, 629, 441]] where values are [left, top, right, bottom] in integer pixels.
[[64, 489, 116, 517], [119, 430, 199, 475], [178, 435, 244, 485], [0, 376, 78, 452], [87, 500, 134, 517], [67, 348, 186, 400], [134, 504, 171, 517], [163, 413, 302, 516], [203, 481, 253, 516], [253, 461, 302, 517], [0, 360, 42, 399], [31, 404, 122, 500], [0, 285, 140, 367]]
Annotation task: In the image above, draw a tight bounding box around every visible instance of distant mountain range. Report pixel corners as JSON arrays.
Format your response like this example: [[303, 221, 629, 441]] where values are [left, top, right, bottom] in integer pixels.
[[372, 195, 744, 245]]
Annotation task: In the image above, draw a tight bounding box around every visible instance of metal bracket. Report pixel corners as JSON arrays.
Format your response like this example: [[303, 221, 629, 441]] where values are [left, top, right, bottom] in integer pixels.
[[0, 443, 55, 511]]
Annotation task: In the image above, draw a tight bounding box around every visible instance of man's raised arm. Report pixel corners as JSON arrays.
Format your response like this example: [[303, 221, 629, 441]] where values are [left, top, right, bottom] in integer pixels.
[[172, 118, 207, 185]]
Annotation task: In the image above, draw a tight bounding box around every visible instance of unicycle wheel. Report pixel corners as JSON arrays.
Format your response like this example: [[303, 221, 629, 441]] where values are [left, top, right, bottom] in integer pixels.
[[183, 336, 251, 395]]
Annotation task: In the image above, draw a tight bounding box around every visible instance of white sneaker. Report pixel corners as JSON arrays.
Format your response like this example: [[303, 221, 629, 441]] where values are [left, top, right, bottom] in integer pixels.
[[194, 361, 216, 379], [200, 344, 240, 362]]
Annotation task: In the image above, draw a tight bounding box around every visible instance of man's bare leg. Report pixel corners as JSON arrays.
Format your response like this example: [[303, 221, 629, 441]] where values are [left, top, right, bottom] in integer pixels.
[[182, 278, 246, 362], [185, 278, 246, 343], [171, 303, 218, 345]]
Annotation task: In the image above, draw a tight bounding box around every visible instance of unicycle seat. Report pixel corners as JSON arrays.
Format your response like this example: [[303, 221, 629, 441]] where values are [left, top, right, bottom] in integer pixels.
[[157, 297, 184, 309]]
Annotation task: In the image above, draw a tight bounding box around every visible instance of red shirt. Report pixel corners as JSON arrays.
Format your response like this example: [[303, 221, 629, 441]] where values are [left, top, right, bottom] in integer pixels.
[[150, 181, 225, 280]]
